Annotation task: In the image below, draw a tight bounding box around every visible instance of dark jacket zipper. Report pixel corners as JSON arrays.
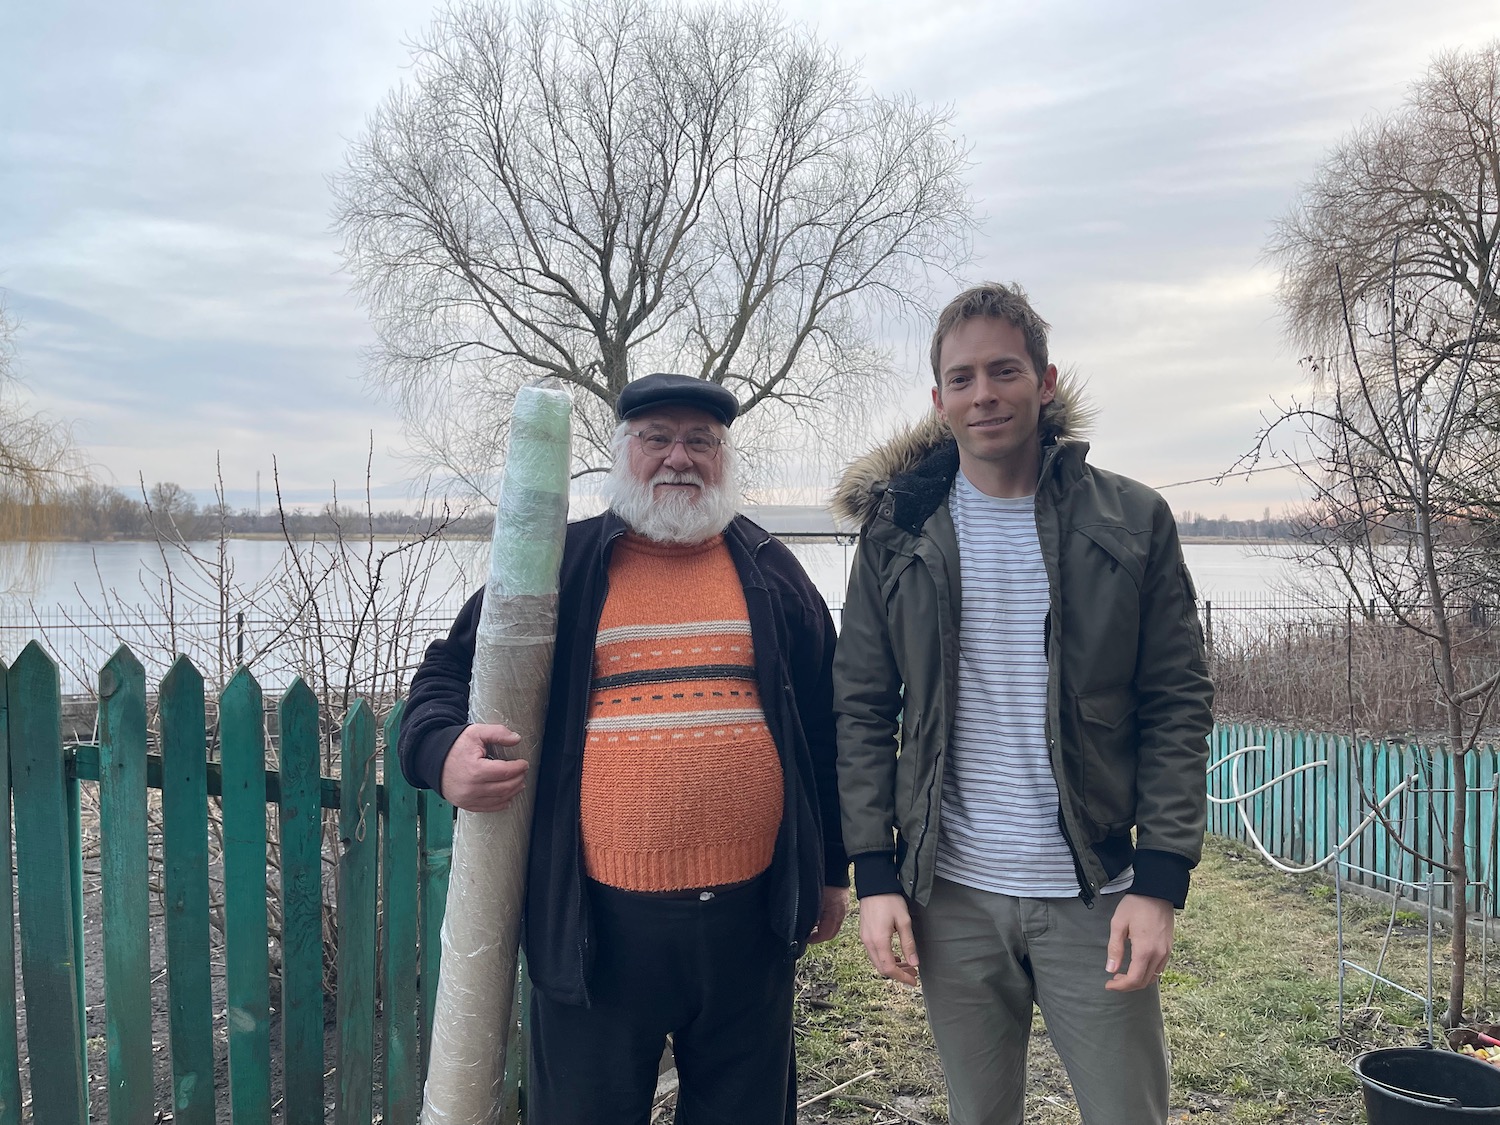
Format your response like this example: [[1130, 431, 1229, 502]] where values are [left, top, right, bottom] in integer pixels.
[[1036, 479, 1096, 908]]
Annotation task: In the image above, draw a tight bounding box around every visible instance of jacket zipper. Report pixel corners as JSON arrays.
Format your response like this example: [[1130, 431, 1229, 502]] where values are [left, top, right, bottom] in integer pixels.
[[1036, 482, 1096, 908], [909, 711, 938, 895]]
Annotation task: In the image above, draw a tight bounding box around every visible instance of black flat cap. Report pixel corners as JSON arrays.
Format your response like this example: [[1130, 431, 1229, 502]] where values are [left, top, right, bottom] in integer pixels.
[[616, 372, 739, 427]]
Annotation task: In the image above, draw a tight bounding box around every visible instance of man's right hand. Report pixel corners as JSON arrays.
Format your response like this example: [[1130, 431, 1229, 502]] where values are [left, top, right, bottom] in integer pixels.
[[439, 724, 529, 813], [859, 892, 920, 985]]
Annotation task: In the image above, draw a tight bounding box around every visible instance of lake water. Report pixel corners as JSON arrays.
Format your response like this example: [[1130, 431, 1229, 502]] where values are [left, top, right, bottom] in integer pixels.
[[0, 537, 1303, 686], [1, 537, 1299, 613]]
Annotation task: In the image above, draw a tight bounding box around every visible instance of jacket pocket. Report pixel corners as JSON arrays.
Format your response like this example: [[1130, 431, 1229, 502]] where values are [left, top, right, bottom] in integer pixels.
[[1075, 685, 1138, 833], [1076, 524, 1147, 590]]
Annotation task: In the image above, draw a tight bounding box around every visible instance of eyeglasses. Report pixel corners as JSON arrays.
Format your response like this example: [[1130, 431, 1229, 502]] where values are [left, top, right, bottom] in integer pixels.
[[629, 429, 724, 460]]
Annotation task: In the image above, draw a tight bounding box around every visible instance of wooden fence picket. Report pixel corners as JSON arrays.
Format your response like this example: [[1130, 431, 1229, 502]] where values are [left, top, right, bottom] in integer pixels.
[[97, 647, 153, 1125], [382, 702, 421, 1125], [418, 787, 453, 1080], [219, 668, 272, 1123], [159, 656, 216, 1124], [278, 678, 326, 1125], [0, 661, 22, 1125], [336, 701, 378, 1125], [8, 642, 86, 1125]]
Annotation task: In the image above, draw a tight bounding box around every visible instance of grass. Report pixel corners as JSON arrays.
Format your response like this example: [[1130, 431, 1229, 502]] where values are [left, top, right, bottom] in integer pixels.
[[789, 837, 1459, 1123]]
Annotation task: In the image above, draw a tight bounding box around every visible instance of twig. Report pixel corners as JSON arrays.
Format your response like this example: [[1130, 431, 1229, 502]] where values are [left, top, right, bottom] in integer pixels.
[[837, 1094, 936, 1125], [797, 1068, 878, 1110]]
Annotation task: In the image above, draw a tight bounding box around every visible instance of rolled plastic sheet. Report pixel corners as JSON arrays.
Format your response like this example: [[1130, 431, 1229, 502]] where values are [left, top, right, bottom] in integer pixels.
[[421, 382, 572, 1125]]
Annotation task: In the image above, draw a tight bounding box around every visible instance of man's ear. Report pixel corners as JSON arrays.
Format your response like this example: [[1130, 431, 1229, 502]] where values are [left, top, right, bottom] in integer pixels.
[[1040, 364, 1059, 405], [931, 383, 947, 420]]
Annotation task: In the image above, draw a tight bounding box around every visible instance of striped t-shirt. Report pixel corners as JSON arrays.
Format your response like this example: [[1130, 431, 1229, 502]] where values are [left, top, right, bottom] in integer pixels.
[[936, 472, 1132, 898]]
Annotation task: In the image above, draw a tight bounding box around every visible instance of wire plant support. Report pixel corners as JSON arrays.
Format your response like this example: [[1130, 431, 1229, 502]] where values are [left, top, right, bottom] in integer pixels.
[[1207, 741, 1500, 1045]]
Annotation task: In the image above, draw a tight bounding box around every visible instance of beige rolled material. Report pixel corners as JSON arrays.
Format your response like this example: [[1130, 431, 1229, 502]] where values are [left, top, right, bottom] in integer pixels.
[[420, 383, 572, 1125]]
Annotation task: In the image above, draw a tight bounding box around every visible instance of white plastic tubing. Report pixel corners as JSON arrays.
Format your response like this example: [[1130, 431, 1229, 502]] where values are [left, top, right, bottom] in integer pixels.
[[1207, 744, 1418, 876], [420, 383, 572, 1125]]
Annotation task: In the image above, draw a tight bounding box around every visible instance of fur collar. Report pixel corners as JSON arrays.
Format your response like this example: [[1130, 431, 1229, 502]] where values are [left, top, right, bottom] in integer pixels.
[[831, 379, 1092, 530]]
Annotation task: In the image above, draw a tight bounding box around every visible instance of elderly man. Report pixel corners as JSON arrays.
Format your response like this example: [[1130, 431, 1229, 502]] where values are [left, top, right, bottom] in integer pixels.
[[832, 284, 1213, 1125], [399, 373, 848, 1125]]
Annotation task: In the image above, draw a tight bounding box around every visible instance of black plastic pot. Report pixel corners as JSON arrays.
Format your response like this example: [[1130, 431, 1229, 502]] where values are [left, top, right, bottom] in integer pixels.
[[1355, 1048, 1500, 1123]]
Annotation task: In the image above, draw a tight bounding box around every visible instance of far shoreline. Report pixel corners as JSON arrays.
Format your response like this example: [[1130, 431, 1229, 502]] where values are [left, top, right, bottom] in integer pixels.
[[1180, 536, 1296, 545]]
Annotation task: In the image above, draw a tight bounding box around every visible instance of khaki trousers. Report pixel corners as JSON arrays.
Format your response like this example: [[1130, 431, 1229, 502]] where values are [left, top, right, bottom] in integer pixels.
[[910, 878, 1169, 1125]]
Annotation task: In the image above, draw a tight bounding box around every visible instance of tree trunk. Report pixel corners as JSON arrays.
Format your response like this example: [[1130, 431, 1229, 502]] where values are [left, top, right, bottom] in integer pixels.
[[1447, 735, 1469, 1027]]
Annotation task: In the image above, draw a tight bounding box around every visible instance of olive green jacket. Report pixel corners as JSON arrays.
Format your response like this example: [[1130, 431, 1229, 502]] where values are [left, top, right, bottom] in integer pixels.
[[830, 394, 1213, 908]]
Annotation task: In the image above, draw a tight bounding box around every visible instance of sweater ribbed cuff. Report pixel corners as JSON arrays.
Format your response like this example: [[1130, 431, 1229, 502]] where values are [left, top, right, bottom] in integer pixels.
[[416, 723, 467, 797], [1128, 849, 1192, 909], [851, 851, 903, 899]]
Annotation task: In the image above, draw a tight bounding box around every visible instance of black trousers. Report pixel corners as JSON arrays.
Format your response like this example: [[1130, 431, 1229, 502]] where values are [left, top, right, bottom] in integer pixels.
[[528, 877, 796, 1125]]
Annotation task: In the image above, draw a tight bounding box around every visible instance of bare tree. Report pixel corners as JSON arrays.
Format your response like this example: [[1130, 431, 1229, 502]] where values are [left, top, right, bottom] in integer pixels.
[[0, 297, 79, 591], [1245, 245, 1500, 1025], [334, 0, 973, 492], [1253, 43, 1500, 1027], [1270, 42, 1500, 364]]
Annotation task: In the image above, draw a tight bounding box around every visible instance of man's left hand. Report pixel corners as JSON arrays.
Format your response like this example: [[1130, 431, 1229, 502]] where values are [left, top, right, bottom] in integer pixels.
[[1104, 893, 1175, 992], [807, 885, 849, 944]]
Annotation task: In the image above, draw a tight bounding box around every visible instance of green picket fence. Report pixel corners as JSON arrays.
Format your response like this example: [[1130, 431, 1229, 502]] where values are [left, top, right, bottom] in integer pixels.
[[1209, 722, 1500, 915], [0, 641, 488, 1125]]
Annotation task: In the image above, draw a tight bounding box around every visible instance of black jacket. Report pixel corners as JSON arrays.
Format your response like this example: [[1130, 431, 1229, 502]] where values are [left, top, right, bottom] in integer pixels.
[[399, 511, 848, 1005]]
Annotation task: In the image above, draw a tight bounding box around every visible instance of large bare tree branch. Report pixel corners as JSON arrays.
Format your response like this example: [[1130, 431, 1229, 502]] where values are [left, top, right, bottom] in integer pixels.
[[333, 0, 973, 492]]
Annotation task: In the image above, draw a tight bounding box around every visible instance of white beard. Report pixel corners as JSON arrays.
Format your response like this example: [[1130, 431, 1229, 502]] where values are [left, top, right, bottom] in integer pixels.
[[602, 460, 739, 544]]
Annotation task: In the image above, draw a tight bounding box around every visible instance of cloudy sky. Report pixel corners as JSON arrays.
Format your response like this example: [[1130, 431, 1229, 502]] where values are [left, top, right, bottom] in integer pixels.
[[5, 0, 1500, 518]]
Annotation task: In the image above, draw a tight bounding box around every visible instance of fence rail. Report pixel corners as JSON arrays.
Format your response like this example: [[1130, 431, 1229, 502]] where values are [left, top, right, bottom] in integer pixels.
[[0, 642, 486, 1125]]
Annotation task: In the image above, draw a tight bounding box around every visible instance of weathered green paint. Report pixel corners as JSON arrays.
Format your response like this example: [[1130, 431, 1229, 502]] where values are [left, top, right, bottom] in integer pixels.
[[0, 661, 22, 1125], [277, 679, 325, 1125], [66, 758, 86, 1111], [159, 657, 216, 1124], [8, 643, 86, 1125], [1482, 752, 1498, 913], [419, 786, 454, 1079], [382, 703, 421, 1125], [1314, 733, 1329, 864], [98, 647, 153, 1125], [336, 700, 378, 1125], [219, 669, 272, 1124]]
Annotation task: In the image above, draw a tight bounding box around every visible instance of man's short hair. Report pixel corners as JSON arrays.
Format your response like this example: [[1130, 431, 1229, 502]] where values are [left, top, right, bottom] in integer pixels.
[[930, 282, 1051, 383]]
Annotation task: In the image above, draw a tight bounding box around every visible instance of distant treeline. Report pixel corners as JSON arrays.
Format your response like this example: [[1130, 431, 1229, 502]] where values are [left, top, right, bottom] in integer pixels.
[[9, 481, 497, 541], [1176, 511, 1298, 540], [8, 482, 1301, 543]]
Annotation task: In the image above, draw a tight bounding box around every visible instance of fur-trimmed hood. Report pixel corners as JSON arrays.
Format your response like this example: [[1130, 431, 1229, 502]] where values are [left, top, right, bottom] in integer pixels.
[[831, 378, 1092, 528]]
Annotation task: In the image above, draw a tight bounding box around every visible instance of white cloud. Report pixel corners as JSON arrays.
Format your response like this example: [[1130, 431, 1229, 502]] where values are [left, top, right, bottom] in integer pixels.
[[4, 0, 1500, 516]]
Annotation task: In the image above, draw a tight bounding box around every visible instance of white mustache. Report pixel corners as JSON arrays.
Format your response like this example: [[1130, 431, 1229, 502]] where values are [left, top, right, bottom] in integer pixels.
[[652, 470, 703, 487]]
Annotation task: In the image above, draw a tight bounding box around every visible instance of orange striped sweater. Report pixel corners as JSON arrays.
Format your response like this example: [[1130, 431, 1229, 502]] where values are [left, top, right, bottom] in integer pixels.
[[579, 533, 784, 891]]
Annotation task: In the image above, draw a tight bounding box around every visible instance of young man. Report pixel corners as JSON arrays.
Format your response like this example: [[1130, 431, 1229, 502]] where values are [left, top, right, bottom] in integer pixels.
[[400, 373, 848, 1125], [832, 284, 1212, 1125]]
